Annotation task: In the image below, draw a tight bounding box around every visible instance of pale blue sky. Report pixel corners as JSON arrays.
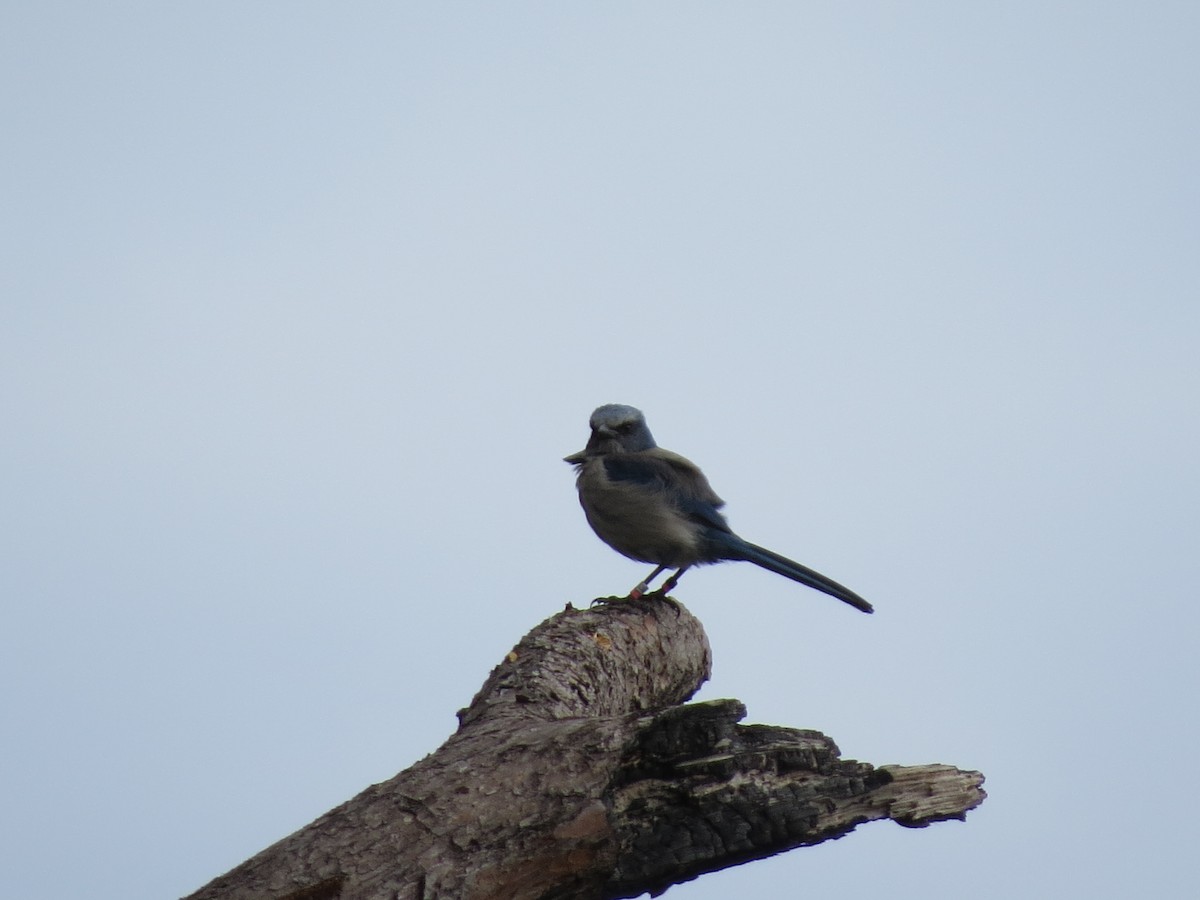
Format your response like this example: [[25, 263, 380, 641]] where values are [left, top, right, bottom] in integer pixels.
[[2, 4, 1197, 898]]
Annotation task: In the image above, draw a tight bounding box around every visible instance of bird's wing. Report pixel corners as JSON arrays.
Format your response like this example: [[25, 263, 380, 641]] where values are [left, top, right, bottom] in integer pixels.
[[601, 450, 731, 533]]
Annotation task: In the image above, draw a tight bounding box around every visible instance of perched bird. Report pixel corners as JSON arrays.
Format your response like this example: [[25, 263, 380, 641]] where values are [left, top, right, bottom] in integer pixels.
[[564, 404, 872, 613]]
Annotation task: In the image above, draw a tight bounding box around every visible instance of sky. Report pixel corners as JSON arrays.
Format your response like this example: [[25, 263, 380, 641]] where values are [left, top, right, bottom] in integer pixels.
[[2, 3, 1197, 898]]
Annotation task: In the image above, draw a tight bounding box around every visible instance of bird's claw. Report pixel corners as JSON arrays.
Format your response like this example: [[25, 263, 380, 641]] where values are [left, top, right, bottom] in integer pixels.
[[653, 590, 682, 609]]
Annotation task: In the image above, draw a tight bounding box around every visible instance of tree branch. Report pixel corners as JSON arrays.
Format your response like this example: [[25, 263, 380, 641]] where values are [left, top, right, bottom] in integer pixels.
[[183, 596, 984, 900]]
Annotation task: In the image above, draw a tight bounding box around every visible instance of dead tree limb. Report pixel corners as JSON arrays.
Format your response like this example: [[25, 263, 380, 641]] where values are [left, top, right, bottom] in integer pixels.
[[183, 596, 985, 900]]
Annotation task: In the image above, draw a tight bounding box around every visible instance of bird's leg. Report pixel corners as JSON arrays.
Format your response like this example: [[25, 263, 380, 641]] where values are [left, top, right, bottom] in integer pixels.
[[659, 566, 691, 595], [629, 565, 668, 599]]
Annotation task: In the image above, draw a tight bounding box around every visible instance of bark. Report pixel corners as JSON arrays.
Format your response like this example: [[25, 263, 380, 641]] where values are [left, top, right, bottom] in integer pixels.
[[183, 596, 985, 900]]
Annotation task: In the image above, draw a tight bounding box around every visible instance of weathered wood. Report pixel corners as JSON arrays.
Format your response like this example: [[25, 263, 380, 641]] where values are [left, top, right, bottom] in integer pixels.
[[183, 596, 984, 900]]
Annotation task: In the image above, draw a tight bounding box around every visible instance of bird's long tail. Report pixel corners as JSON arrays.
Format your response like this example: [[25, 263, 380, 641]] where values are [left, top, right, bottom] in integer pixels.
[[718, 536, 873, 613]]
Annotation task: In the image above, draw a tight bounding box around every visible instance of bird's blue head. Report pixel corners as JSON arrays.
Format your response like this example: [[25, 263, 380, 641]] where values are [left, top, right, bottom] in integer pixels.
[[564, 404, 658, 463]]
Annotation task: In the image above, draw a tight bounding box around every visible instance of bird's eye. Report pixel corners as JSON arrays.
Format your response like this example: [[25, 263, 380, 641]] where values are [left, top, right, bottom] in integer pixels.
[[616, 422, 635, 434]]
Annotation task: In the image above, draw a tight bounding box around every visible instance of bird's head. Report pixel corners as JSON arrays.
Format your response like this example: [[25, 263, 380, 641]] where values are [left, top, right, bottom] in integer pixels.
[[564, 403, 657, 463]]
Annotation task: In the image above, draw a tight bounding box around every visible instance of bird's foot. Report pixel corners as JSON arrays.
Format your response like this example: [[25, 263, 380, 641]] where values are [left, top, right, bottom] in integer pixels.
[[628, 581, 652, 601], [590, 594, 626, 607], [645, 590, 682, 610]]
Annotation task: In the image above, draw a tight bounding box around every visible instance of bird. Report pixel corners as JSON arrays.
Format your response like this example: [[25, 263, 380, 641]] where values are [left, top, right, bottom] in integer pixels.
[[564, 404, 872, 613]]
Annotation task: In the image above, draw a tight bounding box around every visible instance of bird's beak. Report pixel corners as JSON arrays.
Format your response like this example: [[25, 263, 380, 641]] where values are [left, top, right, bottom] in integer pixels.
[[565, 424, 613, 464]]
